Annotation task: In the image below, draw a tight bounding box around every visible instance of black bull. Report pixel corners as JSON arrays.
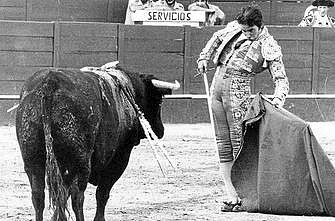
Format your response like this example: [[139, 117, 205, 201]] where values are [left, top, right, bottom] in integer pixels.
[[15, 66, 178, 221]]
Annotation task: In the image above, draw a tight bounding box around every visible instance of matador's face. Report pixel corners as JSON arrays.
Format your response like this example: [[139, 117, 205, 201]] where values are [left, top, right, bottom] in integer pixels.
[[166, 0, 176, 5], [240, 24, 261, 41], [317, 6, 329, 16]]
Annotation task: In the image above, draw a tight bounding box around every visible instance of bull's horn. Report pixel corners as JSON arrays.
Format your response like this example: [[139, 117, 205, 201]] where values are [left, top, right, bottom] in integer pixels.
[[151, 79, 180, 90]]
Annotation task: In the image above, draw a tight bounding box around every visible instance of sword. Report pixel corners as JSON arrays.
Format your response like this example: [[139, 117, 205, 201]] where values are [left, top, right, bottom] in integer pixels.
[[195, 68, 219, 160]]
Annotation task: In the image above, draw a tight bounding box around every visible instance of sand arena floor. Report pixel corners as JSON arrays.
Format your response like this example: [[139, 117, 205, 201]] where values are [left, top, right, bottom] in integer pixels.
[[0, 123, 335, 221]]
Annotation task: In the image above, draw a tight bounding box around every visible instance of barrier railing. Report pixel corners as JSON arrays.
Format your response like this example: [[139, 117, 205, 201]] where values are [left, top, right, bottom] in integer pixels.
[[4, 94, 335, 101]]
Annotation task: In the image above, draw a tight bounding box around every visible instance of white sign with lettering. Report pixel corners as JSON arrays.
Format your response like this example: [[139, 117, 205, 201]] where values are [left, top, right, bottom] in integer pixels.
[[132, 10, 206, 27]]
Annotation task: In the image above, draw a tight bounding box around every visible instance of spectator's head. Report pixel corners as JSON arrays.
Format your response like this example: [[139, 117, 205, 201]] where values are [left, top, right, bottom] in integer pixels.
[[318, 5, 329, 16], [236, 6, 263, 40], [166, 0, 176, 6], [312, 0, 334, 16]]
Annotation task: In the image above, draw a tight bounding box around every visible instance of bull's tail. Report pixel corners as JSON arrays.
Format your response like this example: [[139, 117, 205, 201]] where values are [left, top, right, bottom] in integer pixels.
[[40, 71, 69, 221]]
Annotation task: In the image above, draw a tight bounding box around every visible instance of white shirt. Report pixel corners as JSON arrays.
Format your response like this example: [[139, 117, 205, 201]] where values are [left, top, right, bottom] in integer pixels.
[[313, 14, 332, 27]]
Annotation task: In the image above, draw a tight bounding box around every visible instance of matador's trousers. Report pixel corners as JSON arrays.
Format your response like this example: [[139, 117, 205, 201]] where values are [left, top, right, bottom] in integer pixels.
[[210, 66, 252, 162]]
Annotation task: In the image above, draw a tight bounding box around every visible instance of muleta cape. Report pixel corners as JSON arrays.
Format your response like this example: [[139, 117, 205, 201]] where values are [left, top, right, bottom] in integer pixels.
[[232, 93, 335, 216]]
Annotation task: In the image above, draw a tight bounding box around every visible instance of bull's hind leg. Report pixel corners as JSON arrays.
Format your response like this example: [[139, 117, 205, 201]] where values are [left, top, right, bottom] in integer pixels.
[[18, 129, 46, 220], [19, 134, 46, 221], [70, 167, 90, 221], [65, 151, 92, 221], [93, 150, 131, 221], [17, 99, 46, 220], [25, 161, 46, 221], [70, 178, 85, 221]]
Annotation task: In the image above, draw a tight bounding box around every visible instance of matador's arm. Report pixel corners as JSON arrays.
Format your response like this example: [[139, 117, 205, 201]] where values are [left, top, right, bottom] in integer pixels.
[[197, 21, 240, 63], [262, 36, 289, 106], [197, 29, 224, 62]]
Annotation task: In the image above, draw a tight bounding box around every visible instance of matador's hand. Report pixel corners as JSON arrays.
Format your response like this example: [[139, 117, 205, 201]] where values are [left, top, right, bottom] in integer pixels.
[[272, 97, 283, 108], [197, 59, 208, 74]]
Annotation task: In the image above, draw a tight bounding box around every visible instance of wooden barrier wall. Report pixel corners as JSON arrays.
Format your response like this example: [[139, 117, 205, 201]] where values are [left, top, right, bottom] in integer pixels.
[[318, 28, 335, 94], [118, 25, 185, 87], [53, 22, 118, 68], [2, 0, 335, 25], [0, 21, 53, 95], [1, 21, 335, 95], [1, 21, 335, 124]]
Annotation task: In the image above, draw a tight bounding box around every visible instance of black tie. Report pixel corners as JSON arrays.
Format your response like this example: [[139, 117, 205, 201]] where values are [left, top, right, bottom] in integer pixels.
[[234, 39, 249, 50]]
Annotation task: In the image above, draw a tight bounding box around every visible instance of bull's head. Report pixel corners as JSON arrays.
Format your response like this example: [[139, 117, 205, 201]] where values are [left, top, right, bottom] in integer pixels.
[[140, 75, 180, 139]]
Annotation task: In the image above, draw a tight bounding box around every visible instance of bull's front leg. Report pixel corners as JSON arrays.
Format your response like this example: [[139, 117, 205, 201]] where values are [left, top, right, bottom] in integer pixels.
[[94, 150, 131, 221]]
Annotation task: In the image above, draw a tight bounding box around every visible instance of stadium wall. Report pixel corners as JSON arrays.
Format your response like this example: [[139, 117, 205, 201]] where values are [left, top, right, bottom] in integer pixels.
[[0, 21, 334, 125], [1, 0, 335, 25]]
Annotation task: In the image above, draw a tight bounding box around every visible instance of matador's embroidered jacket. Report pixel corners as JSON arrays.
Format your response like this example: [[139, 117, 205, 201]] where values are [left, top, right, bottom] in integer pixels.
[[198, 21, 289, 104]]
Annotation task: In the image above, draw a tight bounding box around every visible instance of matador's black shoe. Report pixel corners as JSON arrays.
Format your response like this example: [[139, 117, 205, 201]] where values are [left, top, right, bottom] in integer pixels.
[[221, 198, 244, 212]]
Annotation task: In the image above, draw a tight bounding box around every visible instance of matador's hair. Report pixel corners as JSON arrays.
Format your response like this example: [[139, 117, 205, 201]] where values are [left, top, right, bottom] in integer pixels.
[[235, 5, 264, 28]]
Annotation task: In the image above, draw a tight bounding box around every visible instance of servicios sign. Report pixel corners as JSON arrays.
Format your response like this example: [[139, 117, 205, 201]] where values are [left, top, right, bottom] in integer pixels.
[[132, 10, 206, 27]]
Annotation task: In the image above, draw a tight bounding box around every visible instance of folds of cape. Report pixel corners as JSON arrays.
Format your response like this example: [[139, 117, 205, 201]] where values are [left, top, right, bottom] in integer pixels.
[[232, 93, 335, 216]]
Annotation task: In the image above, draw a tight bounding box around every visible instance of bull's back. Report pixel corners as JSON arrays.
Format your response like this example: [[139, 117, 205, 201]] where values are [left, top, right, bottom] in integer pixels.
[[16, 68, 102, 165]]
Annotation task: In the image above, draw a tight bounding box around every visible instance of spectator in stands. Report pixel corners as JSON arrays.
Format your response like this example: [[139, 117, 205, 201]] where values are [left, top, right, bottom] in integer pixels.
[[197, 5, 289, 212], [298, 0, 335, 27], [125, 0, 153, 24], [125, 0, 184, 25], [302, 5, 318, 17], [188, 0, 225, 26], [151, 0, 184, 11]]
